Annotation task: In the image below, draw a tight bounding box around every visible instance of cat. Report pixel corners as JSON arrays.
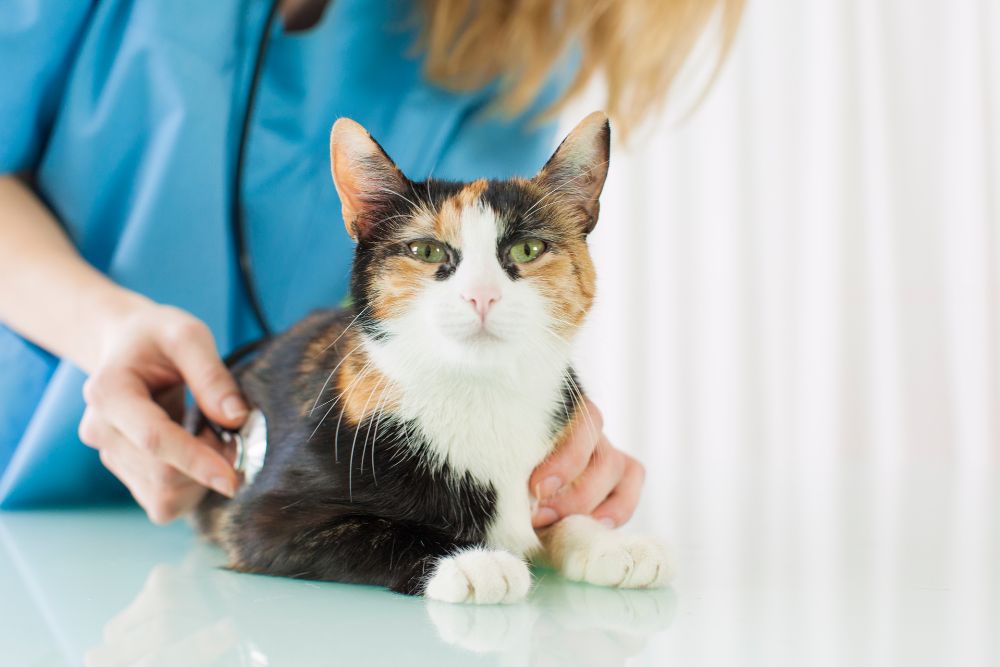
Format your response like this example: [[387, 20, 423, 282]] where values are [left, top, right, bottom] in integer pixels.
[[194, 112, 671, 603]]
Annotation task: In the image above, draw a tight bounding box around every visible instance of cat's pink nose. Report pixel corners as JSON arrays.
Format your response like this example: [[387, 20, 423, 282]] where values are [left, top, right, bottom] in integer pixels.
[[461, 286, 501, 322]]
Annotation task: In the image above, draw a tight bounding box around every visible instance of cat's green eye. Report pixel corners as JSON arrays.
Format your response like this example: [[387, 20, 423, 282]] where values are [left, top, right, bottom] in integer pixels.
[[509, 238, 547, 264], [407, 240, 447, 264]]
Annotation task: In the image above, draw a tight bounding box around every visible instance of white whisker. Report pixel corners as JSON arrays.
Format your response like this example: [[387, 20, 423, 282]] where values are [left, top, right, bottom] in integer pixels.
[[350, 370, 388, 501], [321, 357, 375, 462], [377, 186, 421, 211], [309, 335, 368, 415], [364, 374, 397, 486]]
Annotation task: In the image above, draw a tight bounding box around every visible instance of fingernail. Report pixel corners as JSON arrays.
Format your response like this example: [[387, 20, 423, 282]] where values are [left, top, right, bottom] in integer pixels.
[[535, 507, 559, 525], [222, 395, 248, 422], [597, 517, 616, 529], [211, 476, 236, 498], [539, 475, 562, 498]]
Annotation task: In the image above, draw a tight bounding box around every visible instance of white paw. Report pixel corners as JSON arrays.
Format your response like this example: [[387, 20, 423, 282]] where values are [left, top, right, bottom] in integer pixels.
[[561, 535, 672, 589], [424, 549, 532, 604]]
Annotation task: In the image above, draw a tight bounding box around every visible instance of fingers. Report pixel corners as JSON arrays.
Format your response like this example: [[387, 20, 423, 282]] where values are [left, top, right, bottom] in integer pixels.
[[80, 411, 208, 523], [530, 397, 604, 502], [158, 312, 247, 428], [527, 397, 647, 530], [83, 370, 238, 497], [591, 454, 645, 528], [81, 413, 147, 488], [533, 438, 625, 528]]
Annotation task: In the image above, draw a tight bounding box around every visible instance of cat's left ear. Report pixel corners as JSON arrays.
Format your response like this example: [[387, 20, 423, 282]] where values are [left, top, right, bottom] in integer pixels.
[[330, 118, 408, 240], [533, 111, 610, 234]]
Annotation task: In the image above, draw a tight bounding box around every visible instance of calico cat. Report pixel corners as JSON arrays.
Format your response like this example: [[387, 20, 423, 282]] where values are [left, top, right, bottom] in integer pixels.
[[194, 112, 670, 603]]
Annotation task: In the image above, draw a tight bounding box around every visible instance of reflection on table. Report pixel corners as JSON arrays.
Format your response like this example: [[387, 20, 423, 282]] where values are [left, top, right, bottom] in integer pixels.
[[0, 507, 673, 667]]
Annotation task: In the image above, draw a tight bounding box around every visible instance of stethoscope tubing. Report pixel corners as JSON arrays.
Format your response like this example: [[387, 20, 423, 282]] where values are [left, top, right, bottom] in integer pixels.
[[230, 0, 282, 339]]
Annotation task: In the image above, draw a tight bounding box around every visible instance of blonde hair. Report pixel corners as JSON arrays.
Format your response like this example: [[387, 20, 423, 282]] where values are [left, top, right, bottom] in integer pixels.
[[419, 0, 746, 133]]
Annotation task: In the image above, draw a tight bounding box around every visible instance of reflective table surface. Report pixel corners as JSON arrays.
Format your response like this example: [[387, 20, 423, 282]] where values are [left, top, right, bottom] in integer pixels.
[[1, 457, 997, 666]]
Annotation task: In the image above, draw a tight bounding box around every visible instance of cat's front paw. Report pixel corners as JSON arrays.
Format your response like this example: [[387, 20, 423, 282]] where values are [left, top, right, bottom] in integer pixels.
[[545, 516, 672, 589], [424, 549, 531, 604], [564, 535, 671, 588]]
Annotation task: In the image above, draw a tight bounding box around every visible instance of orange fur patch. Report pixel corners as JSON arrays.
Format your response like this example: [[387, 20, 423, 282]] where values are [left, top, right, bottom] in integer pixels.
[[519, 242, 595, 335], [433, 180, 486, 245], [433, 197, 464, 247], [334, 333, 400, 427], [371, 256, 431, 321]]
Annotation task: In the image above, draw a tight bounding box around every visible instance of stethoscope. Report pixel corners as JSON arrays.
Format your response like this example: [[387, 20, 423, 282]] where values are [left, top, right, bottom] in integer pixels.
[[208, 0, 284, 482], [231, 0, 282, 340]]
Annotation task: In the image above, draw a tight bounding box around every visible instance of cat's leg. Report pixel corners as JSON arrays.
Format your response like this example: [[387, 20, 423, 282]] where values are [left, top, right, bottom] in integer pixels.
[[221, 509, 530, 603], [538, 515, 672, 589], [220, 511, 451, 594]]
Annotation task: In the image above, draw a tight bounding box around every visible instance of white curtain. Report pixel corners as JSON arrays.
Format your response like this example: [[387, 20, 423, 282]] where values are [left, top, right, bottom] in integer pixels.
[[564, 0, 999, 663]]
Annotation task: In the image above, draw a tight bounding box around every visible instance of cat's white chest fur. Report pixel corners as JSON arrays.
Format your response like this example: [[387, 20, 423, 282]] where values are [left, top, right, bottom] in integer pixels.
[[361, 199, 574, 557], [408, 375, 559, 556], [366, 340, 568, 558]]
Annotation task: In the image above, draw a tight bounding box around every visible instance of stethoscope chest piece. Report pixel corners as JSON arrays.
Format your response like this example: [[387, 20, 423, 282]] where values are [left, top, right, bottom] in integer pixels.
[[221, 409, 268, 486]]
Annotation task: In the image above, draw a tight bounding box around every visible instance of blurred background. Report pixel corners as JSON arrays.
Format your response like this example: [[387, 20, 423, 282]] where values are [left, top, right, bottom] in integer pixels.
[[566, 0, 999, 663]]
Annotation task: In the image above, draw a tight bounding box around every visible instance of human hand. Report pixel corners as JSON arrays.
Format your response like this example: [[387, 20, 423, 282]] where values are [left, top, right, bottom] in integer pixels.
[[530, 398, 645, 529], [78, 304, 246, 523]]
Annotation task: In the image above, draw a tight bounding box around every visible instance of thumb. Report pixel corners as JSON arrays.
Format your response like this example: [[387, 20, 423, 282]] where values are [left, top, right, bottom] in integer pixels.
[[162, 319, 248, 428]]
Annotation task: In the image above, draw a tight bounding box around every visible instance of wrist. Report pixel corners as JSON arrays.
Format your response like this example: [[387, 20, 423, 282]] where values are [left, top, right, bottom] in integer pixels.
[[78, 282, 154, 373]]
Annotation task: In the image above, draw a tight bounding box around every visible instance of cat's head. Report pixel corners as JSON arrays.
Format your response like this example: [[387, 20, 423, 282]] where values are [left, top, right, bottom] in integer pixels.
[[329, 112, 609, 373]]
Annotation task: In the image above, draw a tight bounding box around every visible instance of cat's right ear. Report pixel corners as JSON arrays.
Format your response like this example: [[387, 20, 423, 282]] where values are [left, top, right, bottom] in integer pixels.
[[330, 118, 407, 241]]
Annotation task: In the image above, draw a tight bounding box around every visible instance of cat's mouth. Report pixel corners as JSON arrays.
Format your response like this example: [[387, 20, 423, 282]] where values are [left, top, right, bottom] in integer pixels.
[[467, 328, 504, 343]]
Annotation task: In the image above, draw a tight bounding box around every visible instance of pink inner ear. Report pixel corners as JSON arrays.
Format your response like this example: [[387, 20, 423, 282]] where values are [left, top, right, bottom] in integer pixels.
[[332, 152, 373, 224], [329, 118, 406, 239], [332, 157, 357, 212]]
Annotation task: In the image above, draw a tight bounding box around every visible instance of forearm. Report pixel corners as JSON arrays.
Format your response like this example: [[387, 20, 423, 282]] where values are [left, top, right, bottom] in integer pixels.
[[0, 174, 150, 373]]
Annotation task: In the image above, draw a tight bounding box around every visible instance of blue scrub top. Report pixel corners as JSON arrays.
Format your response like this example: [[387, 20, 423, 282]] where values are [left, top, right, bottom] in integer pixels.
[[0, 0, 569, 508]]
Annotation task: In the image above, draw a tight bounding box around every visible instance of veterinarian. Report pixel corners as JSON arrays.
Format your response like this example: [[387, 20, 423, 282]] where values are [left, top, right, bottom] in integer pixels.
[[0, 1, 740, 522]]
